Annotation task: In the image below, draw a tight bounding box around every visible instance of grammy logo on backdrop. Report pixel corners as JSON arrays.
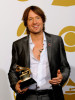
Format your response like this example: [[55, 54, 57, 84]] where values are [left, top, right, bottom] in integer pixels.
[[64, 78, 75, 100], [18, 0, 28, 1], [52, 0, 75, 6], [59, 26, 75, 52]]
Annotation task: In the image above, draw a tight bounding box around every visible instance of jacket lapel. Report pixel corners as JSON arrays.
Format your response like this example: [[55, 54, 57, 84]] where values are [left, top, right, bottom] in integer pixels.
[[22, 35, 30, 68], [45, 32, 52, 76]]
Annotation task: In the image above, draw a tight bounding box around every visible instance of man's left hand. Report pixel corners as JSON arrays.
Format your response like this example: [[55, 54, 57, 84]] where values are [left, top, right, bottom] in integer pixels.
[[49, 69, 63, 85]]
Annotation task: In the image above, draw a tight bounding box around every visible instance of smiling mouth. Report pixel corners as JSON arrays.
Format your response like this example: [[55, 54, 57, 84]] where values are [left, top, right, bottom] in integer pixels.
[[33, 25, 39, 28]]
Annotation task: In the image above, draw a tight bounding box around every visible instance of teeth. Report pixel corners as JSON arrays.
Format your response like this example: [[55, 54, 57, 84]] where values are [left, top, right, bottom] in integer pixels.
[[33, 26, 38, 28]]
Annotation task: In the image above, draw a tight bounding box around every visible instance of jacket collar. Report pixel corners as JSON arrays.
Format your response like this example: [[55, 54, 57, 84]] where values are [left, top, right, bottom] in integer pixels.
[[45, 32, 52, 67]]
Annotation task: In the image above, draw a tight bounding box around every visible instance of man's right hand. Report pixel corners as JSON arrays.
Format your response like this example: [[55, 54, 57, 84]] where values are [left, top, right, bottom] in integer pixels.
[[15, 80, 28, 94]]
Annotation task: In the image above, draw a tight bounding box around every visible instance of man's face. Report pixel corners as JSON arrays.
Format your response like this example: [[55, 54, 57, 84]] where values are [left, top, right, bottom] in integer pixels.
[[27, 10, 44, 34]]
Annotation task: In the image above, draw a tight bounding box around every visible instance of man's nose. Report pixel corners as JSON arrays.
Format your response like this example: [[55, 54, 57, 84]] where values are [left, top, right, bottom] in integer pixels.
[[33, 18, 37, 24]]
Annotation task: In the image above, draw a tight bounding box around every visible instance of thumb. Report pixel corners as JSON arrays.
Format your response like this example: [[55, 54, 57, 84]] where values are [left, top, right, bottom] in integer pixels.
[[57, 69, 61, 76], [17, 80, 22, 84]]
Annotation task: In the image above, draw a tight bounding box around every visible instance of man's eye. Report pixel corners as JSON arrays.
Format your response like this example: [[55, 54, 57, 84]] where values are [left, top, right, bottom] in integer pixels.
[[28, 18, 33, 21], [36, 17, 40, 19]]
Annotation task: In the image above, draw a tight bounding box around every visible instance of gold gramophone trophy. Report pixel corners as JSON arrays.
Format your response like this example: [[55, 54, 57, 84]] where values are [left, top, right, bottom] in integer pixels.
[[16, 65, 36, 90]]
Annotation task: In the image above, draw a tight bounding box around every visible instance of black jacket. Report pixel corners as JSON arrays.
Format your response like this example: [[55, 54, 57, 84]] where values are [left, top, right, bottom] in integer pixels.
[[8, 32, 70, 100]]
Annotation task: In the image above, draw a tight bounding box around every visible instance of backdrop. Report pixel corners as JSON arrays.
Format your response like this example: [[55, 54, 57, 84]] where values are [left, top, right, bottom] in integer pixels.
[[0, 0, 75, 100]]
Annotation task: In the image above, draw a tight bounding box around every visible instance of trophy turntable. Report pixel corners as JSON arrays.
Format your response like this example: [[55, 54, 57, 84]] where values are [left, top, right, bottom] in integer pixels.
[[16, 65, 36, 90]]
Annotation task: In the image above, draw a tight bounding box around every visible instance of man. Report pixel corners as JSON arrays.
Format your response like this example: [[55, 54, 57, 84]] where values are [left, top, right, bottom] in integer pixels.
[[8, 6, 70, 100]]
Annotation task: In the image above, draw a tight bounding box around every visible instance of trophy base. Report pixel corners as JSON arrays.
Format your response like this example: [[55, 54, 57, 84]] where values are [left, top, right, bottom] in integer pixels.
[[20, 78, 36, 90]]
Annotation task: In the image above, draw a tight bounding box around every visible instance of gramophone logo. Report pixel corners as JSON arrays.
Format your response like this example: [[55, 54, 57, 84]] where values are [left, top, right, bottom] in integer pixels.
[[18, 0, 28, 1], [52, 0, 75, 6], [59, 26, 75, 52], [17, 22, 27, 36], [64, 78, 75, 100]]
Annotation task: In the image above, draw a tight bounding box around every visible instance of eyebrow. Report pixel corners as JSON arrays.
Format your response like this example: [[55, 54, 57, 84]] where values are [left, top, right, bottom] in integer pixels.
[[28, 15, 40, 18]]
